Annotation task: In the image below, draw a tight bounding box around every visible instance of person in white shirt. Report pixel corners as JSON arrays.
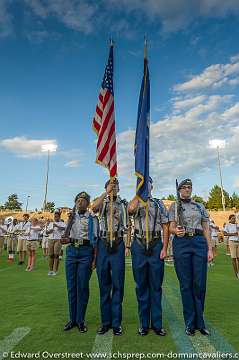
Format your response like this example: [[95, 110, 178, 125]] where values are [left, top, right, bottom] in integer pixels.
[[41, 219, 50, 258], [0, 218, 7, 256], [16, 214, 31, 265], [223, 214, 239, 278], [209, 219, 219, 264], [46, 210, 66, 276], [7, 218, 18, 262], [25, 217, 42, 272], [222, 222, 230, 256]]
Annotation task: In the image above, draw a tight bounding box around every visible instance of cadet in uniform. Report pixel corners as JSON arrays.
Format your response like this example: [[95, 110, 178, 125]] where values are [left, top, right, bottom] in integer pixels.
[[92, 179, 127, 336], [63, 192, 98, 333], [46, 210, 66, 276], [17, 214, 31, 265], [128, 177, 169, 336], [168, 179, 213, 336]]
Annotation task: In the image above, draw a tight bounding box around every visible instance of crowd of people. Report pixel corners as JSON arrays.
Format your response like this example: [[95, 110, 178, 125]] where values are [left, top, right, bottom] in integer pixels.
[[0, 178, 239, 337], [0, 211, 66, 274]]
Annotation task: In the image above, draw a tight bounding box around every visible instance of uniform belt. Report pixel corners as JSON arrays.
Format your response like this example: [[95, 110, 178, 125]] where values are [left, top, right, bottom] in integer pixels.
[[102, 236, 123, 245], [184, 229, 204, 237], [134, 229, 161, 239], [100, 230, 124, 238], [135, 237, 161, 249], [70, 238, 91, 247]]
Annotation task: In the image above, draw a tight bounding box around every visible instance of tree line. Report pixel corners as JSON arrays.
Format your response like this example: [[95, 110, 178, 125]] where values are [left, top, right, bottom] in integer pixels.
[[162, 185, 239, 210], [0, 194, 55, 212], [1, 185, 239, 212]]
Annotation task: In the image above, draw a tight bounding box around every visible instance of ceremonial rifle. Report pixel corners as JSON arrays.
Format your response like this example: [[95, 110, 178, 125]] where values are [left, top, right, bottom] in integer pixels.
[[61, 206, 76, 244], [175, 179, 184, 228]]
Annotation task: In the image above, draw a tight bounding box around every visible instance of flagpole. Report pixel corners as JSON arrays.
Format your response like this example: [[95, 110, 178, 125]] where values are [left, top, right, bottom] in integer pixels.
[[109, 38, 114, 249], [92, 38, 117, 250], [146, 200, 149, 250], [144, 37, 150, 251]]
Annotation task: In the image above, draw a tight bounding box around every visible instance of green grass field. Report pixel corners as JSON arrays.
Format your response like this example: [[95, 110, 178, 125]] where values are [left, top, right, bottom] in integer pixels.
[[0, 244, 238, 358]]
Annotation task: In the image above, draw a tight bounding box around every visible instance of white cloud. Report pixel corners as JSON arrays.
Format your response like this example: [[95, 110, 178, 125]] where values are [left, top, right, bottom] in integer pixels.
[[107, 0, 239, 33], [173, 95, 207, 111], [117, 54, 239, 195], [174, 57, 239, 92], [24, 0, 98, 34], [0, 0, 13, 38], [118, 110, 239, 194], [0, 0, 238, 40], [0, 137, 58, 158], [222, 102, 239, 120], [230, 53, 239, 63], [234, 177, 239, 189], [64, 160, 80, 168], [26, 30, 50, 43], [173, 95, 233, 116]]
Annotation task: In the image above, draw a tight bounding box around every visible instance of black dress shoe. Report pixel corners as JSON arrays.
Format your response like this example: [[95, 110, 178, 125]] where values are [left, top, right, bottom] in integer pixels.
[[199, 328, 210, 336], [152, 328, 167, 336], [113, 326, 122, 336], [78, 322, 88, 333], [138, 327, 149, 336], [64, 321, 76, 331], [185, 328, 195, 336], [97, 325, 111, 335]]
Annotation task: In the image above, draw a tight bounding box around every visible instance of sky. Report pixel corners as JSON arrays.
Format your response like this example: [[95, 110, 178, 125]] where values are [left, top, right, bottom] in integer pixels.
[[1, 0, 239, 210]]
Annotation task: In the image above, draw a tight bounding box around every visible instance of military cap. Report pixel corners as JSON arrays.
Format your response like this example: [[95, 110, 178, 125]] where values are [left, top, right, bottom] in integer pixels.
[[74, 191, 90, 204], [177, 178, 192, 190], [104, 178, 119, 189], [54, 209, 61, 215]]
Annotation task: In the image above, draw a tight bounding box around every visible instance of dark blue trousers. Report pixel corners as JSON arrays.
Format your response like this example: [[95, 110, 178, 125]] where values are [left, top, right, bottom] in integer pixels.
[[65, 245, 93, 325], [173, 235, 208, 330], [131, 238, 164, 329], [96, 238, 125, 328]]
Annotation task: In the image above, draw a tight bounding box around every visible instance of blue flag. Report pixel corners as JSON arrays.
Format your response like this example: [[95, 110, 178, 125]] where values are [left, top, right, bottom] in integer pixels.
[[135, 51, 150, 204]]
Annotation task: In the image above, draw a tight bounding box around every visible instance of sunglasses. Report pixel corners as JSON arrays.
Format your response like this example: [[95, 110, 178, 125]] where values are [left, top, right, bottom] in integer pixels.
[[180, 185, 192, 190]]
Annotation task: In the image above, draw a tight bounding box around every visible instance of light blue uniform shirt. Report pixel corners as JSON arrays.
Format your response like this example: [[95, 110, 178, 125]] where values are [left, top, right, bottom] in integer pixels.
[[168, 200, 209, 231], [70, 211, 98, 240]]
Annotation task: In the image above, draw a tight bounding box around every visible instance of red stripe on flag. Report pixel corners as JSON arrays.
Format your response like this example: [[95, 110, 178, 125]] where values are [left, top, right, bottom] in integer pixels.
[[93, 119, 100, 132], [96, 106, 103, 118], [110, 163, 117, 178], [110, 140, 116, 157], [97, 99, 114, 144], [97, 122, 115, 161], [92, 48, 117, 178]]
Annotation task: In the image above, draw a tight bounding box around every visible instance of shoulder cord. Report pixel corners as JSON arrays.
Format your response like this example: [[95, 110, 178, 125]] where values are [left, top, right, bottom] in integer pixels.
[[138, 200, 158, 238], [152, 199, 159, 235], [191, 201, 204, 216]]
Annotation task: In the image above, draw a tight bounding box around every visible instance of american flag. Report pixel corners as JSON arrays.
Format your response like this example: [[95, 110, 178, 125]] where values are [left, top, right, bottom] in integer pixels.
[[92, 44, 117, 179]]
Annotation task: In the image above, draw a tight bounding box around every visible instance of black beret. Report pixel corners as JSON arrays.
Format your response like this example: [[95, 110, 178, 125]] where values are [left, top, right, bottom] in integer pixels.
[[177, 178, 192, 190], [104, 178, 119, 189], [74, 192, 90, 204]]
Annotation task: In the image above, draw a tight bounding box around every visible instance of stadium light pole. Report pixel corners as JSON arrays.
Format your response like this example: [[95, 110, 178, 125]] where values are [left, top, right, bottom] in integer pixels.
[[25, 195, 30, 212], [41, 144, 57, 211], [209, 139, 226, 211]]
